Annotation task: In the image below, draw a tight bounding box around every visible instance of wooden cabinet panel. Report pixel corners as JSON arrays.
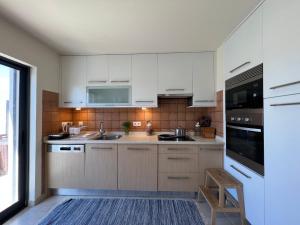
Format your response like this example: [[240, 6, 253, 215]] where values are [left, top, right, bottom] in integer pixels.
[[84, 144, 117, 190], [158, 153, 198, 173], [118, 144, 157, 191], [158, 173, 199, 192], [159, 145, 198, 154], [47, 152, 84, 188]]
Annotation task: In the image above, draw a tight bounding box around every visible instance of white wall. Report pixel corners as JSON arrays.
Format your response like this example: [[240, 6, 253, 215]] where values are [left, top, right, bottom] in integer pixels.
[[0, 15, 59, 203], [215, 45, 224, 91]]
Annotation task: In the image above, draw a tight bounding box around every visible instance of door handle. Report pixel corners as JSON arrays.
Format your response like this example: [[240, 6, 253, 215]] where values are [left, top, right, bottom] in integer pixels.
[[270, 102, 300, 107]]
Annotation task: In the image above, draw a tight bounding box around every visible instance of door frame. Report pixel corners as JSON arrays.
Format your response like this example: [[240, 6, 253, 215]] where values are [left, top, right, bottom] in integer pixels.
[[0, 56, 30, 224]]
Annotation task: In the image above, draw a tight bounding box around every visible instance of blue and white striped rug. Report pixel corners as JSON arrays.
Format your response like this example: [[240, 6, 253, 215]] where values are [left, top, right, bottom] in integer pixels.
[[39, 198, 205, 225]]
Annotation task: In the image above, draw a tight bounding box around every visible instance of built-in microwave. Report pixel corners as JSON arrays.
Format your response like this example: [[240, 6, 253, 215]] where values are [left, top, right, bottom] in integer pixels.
[[87, 86, 131, 106]]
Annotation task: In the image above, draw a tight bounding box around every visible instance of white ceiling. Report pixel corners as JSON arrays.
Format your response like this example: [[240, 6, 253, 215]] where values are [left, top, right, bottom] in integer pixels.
[[0, 0, 261, 55]]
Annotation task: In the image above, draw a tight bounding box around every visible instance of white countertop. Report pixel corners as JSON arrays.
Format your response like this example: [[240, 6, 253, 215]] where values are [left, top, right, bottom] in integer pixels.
[[44, 131, 224, 146]]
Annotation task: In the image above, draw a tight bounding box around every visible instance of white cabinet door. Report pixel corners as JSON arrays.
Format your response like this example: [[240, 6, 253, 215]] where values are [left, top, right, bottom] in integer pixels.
[[86, 55, 109, 86], [108, 55, 131, 84], [224, 6, 262, 80], [264, 94, 300, 225], [225, 156, 264, 225], [60, 56, 86, 107], [158, 53, 193, 94], [192, 52, 216, 107], [263, 0, 300, 98], [132, 54, 158, 107]]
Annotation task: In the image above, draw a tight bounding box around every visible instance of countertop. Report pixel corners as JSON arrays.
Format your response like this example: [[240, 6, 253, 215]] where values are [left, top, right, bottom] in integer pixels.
[[44, 131, 224, 146]]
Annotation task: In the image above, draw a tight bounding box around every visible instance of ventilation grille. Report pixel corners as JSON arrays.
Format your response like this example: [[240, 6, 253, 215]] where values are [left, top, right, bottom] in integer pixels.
[[226, 64, 263, 89]]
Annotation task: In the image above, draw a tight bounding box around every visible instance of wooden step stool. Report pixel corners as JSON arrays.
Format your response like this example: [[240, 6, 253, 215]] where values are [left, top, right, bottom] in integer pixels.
[[198, 168, 246, 225]]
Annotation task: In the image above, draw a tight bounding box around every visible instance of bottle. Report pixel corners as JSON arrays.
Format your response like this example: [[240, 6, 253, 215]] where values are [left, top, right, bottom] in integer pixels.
[[146, 121, 153, 136]]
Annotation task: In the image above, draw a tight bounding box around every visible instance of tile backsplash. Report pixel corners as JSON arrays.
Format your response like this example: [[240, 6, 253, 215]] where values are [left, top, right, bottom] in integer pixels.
[[42, 90, 223, 137]]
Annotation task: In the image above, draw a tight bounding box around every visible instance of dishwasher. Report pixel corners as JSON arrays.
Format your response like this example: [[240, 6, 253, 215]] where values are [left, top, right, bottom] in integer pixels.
[[47, 144, 85, 189]]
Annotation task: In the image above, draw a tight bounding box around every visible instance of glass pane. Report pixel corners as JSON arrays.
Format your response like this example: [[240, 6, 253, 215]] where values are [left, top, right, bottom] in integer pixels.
[[88, 87, 130, 104], [0, 65, 19, 212]]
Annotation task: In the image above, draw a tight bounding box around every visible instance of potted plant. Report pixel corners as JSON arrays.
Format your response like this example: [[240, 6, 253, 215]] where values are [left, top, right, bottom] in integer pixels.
[[122, 121, 131, 135]]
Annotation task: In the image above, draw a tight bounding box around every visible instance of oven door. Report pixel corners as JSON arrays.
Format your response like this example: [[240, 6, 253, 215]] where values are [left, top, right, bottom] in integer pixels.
[[226, 124, 264, 175]]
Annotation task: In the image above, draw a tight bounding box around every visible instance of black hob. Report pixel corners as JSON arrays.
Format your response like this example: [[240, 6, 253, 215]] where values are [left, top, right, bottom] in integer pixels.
[[158, 134, 195, 142]]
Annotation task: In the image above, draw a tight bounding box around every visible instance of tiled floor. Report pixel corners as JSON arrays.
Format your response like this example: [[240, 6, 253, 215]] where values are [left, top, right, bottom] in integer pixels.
[[5, 196, 242, 225]]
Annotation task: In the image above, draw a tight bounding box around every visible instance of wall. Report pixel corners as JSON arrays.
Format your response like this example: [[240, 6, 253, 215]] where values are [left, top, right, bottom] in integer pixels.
[[0, 15, 60, 203]]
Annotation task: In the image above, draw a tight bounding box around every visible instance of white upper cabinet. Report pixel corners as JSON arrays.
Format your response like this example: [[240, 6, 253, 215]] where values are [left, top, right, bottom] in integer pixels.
[[60, 56, 86, 107], [263, 0, 300, 98], [158, 53, 193, 95], [224, 6, 262, 80], [192, 52, 215, 107], [132, 54, 158, 107], [86, 55, 109, 86], [108, 55, 132, 84]]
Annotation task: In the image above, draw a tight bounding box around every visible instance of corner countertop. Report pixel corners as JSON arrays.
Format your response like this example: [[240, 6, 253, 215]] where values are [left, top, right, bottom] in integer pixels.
[[44, 131, 224, 146]]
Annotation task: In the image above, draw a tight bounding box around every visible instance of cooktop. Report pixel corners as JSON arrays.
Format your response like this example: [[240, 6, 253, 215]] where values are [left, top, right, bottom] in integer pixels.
[[158, 134, 195, 142]]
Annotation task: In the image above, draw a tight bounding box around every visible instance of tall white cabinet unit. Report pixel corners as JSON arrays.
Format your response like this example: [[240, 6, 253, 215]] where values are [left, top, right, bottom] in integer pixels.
[[60, 56, 86, 107]]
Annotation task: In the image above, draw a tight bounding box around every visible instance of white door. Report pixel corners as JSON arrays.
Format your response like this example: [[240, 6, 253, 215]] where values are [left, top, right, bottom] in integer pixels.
[[192, 52, 215, 107], [224, 6, 262, 80], [264, 94, 300, 225], [108, 55, 131, 84], [158, 53, 193, 94], [263, 0, 300, 98], [60, 56, 86, 107], [132, 54, 158, 107], [86, 55, 109, 86]]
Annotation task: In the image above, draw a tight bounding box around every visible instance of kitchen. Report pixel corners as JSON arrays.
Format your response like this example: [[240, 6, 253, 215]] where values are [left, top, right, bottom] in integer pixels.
[[0, 0, 299, 225]]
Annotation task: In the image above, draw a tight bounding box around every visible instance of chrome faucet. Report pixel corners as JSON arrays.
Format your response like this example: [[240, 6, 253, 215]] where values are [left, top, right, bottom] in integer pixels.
[[99, 122, 105, 136]]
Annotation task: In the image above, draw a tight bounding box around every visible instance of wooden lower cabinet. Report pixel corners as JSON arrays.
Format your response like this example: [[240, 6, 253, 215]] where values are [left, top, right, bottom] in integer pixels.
[[118, 144, 158, 191], [47, 152, 85, 188], [84, 144, 118, 190]]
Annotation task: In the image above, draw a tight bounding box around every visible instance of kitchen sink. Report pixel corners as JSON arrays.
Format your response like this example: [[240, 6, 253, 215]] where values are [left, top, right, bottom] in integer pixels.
[[92, 134, 122, 140]]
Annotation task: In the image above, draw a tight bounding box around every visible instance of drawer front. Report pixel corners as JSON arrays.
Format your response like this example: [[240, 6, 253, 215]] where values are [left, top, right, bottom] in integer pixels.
[[159, 153, 198, 173], [86, 144, 117, 151], [159, 145, 198, 154], [158, 173, 199, 192], [225, 156, 264, 225]]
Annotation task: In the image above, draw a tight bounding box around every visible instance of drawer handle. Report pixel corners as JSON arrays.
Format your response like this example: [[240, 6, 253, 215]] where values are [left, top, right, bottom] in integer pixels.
[[111, 80, 130, 83], [166, 88, 185, 91], [270, 80, 300, 90], [64, 101, 72, 104], [135, 100, 154, 103], [127, 147, 149, 151], [167, 176, 190, 180], [167, 157, 190, 160], [230, 165, 251, 179], [194, 100, 214, 103], [200, 148, 222, 151], [230, 61, 251, 73], [270, 102, 300, 107], [90, 147, 113, 150], [167, 148, 190, 151], [88, 80, 107, 83]]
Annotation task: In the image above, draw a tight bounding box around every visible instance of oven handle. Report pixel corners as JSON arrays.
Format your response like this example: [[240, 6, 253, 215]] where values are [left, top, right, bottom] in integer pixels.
[[226, 125, 262, 133]]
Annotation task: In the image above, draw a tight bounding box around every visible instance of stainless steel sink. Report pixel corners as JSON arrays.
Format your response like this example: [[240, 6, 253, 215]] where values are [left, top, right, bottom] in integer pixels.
[[93, 134, 122, 140]]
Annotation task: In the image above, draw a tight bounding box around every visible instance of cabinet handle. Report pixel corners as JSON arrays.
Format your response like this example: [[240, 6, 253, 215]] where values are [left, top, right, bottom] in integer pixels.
[[135, 100, 154, 103], [230, 165, 251, 179], [230, 61, 251, 73], [270, 102, 300, 107], [270, 80, 300, 90], [127, 147, 149, 151], [111, 80, 130, 83], [166, 89, 185, 91], [194, 100, 214, 103], [88, 80, 107, 83], [90, 147, 113, 150], [200, 148, 222, 151], [167, 157, 190, 160], [64, 101, 72, 104], [167, 148, 190, 151], [167, 176, 190, 180]]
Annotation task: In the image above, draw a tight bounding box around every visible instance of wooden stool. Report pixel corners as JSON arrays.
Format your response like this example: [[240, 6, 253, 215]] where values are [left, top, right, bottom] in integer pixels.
[[198, 168, 245, 225]]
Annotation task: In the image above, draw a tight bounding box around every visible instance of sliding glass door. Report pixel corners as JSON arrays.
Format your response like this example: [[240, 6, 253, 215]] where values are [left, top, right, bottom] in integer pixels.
[[0, 57, 29, 223]]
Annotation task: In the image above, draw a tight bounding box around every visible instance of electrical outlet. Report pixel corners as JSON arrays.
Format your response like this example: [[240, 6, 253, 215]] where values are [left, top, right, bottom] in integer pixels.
[[61, 121, 73, 126], [133, 121, 141, 127]]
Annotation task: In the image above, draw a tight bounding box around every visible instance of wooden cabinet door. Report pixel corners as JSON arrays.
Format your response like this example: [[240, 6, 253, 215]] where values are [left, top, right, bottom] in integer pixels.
[[108, 55, 131, 84], [132, 54, 158, 107], [47, 152, 84, 188], [118, 144, 157, 191], [224, 6, 262, 80], [86, 55, 109, 86], [158, 53, 193, 94], [192, 52, 215, 107], [60, 56, 86, 107], [263, 0, 300, 98], [85, 144, 118, 190]]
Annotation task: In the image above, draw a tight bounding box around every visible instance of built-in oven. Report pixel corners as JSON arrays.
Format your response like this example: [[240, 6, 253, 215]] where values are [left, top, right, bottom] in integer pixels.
[[225, 64, 264, 176]]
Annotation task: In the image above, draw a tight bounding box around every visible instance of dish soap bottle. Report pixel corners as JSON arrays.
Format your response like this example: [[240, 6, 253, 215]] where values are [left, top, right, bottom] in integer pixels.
[[146, 120, 153, 136]]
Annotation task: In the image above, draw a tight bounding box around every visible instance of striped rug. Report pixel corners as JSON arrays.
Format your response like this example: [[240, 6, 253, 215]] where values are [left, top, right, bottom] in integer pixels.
[[39, 198, 205, 225]]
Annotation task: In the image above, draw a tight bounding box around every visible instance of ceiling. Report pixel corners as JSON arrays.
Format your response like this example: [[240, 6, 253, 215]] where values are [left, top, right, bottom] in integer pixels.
[[0, 0, 261, 55]]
